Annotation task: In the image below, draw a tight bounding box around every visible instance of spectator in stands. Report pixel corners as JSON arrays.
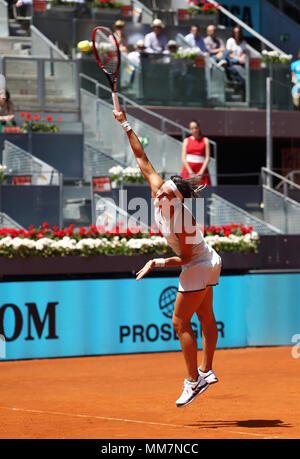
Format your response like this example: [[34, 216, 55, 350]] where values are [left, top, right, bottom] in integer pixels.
[[225, 26, 247, 87], [162, 40, 179, 65], [204, 24, 227, 66], [180, 120, 211, 186], [226, 26, 247, 66], [15, 0, 32, 16], [184, 25, 207, 54], [144, 19, 168, 54], [291, 49, 300, 110], [127, 40, 146, 66], [113, 20, 129, 54], [163, 40, 179, 55], [0, 89, 15, 127]]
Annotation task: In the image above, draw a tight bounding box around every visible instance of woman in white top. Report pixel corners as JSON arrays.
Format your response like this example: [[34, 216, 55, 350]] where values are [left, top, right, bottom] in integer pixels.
[[226, 26, 247, 66], [113, 108, 222, 409]]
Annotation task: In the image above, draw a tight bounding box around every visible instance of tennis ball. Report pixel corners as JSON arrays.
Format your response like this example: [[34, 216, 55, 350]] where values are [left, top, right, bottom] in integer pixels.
[[77, 40, 91, 53]]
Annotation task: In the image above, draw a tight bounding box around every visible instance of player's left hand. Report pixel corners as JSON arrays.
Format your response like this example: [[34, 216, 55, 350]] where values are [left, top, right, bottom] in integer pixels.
[[136, 260, 155, 281]]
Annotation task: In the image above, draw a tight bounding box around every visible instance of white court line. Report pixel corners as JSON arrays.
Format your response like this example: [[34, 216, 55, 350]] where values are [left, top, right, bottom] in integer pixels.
[[0, 406, 278, 439]]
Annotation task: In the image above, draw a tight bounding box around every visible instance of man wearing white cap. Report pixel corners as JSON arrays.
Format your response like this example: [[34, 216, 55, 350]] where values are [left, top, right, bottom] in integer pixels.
[[128, 40, 146, 66], [144, 19, 168, 54]]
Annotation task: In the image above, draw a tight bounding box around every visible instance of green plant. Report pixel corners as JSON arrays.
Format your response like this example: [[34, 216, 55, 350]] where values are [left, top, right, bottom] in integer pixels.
[[21, 122, 60, 133], [91, 0, 124, 8]]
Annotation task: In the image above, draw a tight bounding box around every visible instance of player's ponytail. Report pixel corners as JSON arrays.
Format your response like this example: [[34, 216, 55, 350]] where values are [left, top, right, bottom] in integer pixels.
[[170, 175, 206, 199]]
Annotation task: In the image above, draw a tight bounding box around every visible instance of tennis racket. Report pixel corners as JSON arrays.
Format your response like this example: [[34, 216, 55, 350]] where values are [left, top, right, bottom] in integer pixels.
[[92, 26, 121, 111]]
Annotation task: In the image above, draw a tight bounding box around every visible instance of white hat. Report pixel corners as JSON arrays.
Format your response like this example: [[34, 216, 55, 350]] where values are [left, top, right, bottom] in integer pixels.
[[151, 18, 165, 28], [167, 40, 178, 48], [0, 89, 6, 99], [135, 39, 145, 49]]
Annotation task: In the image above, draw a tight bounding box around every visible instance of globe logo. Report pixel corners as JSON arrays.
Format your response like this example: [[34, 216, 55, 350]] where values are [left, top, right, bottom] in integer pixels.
[[159, 286, 178, 319]]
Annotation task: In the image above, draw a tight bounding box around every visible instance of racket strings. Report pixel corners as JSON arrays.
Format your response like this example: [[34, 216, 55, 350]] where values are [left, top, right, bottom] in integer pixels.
[[94, 29, 119, 75]]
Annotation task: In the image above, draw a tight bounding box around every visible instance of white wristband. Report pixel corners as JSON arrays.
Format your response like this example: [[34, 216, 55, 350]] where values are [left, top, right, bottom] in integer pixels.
[[121, 121, 132, 132], [153, 258, 166, 267]]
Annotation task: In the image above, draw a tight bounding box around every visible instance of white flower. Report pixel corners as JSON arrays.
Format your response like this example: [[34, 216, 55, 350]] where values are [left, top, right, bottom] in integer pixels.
[[109, 165, 123, 176], [250, 231, 259, 240]]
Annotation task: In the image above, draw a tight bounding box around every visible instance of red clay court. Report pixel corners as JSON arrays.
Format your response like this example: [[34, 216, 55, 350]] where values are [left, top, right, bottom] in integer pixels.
[[0, 346, 299, 439]]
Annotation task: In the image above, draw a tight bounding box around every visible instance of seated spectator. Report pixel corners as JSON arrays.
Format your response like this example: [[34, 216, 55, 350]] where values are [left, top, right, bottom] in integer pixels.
[[204, 24, 227, 66], [226, 26, 247, 66], [163, 40, 179, 55], [144, 19, 168, 54], [127, 40, 146, 66], [15, 0, 32, 17], [113, 20, 129, 54], [184, 25, 207, 54], [0, 89, 15, 127], [291, 49, 300, 110], [225, 26, 247, 87]]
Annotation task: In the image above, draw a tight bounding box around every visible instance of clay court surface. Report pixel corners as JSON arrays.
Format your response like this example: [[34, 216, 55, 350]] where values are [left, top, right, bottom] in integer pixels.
[[0, 346, 299, 439]]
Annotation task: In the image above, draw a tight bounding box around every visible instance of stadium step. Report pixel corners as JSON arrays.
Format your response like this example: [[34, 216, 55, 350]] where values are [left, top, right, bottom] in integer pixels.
[[0, 36, 31, 57], [62, 184, 92, 229]]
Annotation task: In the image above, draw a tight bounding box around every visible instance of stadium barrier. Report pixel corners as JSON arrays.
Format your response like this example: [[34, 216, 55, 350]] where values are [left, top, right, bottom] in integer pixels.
[[0, 269, 299, 360]]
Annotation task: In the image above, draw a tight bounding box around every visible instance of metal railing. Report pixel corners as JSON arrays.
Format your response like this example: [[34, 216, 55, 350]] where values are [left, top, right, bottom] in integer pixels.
[[209, 193, 282, 235], [131, 0, 153, 23], [3, 140, 61, 186], [261, 167, 300, 234], [0, 56, 80, 111], [286, 170, 300, 187], [210, 0, 286, 54], [80, 73, 218, 184], [0, 0, 8, 37], [0, 212, 24, 230], [84, 143, 126, 184], [92, 193, 150, 231], [30, 25, 69, 60]]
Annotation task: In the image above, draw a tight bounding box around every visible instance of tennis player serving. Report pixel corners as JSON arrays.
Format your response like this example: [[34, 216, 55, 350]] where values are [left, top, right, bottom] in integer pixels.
[[113, 109, 222, 408]]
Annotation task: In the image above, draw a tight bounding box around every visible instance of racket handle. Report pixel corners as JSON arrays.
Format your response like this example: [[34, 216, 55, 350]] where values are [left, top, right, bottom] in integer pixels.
[[112, 92, 120, 111]]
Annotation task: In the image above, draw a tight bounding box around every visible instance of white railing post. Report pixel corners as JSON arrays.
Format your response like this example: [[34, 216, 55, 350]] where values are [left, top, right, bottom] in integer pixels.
[[266, 77, 273, 188]]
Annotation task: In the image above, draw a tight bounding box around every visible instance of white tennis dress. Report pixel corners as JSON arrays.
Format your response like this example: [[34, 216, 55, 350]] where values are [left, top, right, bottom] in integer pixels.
[[154, 198, 222, 292]]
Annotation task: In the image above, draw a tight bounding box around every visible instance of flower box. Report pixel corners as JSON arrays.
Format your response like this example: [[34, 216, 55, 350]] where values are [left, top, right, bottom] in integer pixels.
[[91, 7, 122, 20], [47, 5, 78, 17]]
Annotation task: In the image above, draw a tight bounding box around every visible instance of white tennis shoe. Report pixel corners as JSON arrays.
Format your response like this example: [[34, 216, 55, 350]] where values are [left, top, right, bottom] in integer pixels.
[[198, 368, 218, 385], [176, 375, 209, 408]]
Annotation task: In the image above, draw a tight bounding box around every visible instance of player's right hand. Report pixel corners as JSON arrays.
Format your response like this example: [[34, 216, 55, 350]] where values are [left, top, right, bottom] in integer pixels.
[[113, 109, 126, 124]]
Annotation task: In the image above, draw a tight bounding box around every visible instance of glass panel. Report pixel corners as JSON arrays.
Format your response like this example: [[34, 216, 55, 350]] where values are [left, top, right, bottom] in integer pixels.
[[5, 58, 39, 107], [0, 0, 9, 37], [44, 60, 77, 107], [139, 54, 207, 107], [271, 66, 293, 111], [249, 64, 268, 109]]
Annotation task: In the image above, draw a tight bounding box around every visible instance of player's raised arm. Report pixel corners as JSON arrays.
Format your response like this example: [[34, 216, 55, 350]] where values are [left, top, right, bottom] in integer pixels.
[[113, 109, 164, 196]]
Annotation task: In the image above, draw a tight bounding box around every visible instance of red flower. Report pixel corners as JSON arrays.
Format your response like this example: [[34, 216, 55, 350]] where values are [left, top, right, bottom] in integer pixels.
[[19, 112, 25, 117], [46, 116, 53, 122], [34, 114, 40, 121], [52, 225, 59, 231], [57, 117, 63, 121], [42, 222, 49, 228]]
